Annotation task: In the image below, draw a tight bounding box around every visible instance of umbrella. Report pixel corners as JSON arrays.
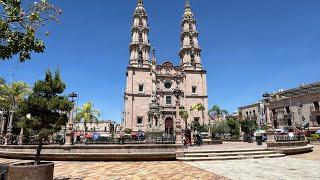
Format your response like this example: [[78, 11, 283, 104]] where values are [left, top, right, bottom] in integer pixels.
[[85, 133, 92, 138], [315, 130, 320, 134]]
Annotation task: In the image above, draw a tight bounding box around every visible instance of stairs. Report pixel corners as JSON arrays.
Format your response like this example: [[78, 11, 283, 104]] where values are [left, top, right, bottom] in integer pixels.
[[176, 148, 285, 161]]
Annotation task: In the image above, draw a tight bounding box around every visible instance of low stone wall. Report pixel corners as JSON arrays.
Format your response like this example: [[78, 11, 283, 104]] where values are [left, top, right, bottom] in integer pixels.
[[309, 140, 320, 145], [275, 145, 314, 155], [267, 141, 308, 148], [0, 144, 183, 161], [266, 141, 313, 155]]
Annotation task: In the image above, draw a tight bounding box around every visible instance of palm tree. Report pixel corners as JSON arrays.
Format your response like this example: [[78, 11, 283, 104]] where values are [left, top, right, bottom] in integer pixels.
[[0, 81, 31, 143], [0, 78, 5, 85], [191, 103, 206, 122], [75, 102, 100, 132], [179, 109, 189, 130], [208, 105, 229, 121]]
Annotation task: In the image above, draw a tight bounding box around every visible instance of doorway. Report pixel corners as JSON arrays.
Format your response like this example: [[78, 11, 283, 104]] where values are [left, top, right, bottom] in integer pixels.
[[165, 117, 173, 135], [316, 115, 320, 125]]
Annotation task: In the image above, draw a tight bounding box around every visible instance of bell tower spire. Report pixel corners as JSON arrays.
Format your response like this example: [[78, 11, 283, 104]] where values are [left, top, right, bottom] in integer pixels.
[[129, 0, 151, 68], [179, 0, 202, 70]]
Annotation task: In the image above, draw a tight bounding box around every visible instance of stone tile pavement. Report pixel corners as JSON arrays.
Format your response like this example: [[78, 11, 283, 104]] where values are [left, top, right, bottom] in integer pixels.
[[291, 144, 320, 161], [0, 144, 319, 180], [0, 159, 226, 180], [186, 142, 267, 151], [185, 157, 320, 180], [185, 145, 320, 180]]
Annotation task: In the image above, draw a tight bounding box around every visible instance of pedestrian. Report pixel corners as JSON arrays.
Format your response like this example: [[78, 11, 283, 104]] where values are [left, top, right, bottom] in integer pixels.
[[183, 135, 187, 147]]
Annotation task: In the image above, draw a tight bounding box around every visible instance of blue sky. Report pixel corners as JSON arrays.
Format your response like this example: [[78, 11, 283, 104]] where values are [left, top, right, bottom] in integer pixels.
[[1, 0, 320, 122]]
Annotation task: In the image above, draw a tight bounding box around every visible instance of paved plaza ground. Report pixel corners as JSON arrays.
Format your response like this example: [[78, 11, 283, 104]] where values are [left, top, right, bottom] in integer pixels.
[[186, 141, 268, 151], [0, 144, 319, 180]]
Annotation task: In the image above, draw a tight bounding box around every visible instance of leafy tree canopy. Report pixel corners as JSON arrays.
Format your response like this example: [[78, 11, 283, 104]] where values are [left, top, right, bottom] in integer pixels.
[[19, 70, 72, 163], [75, 102, 100, 131], [19, 70, 72, 138], [124, 128, 132, 135], [0, 80, 31, 110], [191, 120, 207, 133], [240, 119, 258, 134], [208, 105, 228, 117], [0, 0, 61, 61], [211, 121, 229, 137], [226, 118, 240, 138]]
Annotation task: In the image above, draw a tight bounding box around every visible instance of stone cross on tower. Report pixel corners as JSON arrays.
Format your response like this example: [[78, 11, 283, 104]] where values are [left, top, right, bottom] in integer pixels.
[[179, 0, 202, 70]]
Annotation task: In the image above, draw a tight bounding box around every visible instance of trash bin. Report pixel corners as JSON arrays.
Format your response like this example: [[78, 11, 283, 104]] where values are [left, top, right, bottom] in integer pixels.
[[256, 135, 263, 145]]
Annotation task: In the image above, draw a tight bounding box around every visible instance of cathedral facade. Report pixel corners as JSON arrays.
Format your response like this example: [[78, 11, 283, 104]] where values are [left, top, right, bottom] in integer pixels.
[[123, 0, 209, 134]]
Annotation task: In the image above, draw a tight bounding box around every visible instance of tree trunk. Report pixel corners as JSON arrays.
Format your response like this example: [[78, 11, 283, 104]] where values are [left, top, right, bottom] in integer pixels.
[[35, 139, 43, 165], [185, 118, 188, 131], [8, 110, 14, 133]]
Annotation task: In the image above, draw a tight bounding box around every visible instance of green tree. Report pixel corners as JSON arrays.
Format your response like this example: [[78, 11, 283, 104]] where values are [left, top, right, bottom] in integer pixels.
[[0, 77, 5, 85], [0, 81, 31, 108], [240, 119, 258, 135], [226, 118, 240, 138], [0, 81, 31, 137], [191, 120, 207, 133], [19, 70, 72, 164], [191, 103, 205, 120], [75, 102, 100, 132], [0, 0, 62, 61], [208, 105, 228, 120], [124, 128, 132, 135], [179, 107, 189, 130], [211, 121, 229, 138]]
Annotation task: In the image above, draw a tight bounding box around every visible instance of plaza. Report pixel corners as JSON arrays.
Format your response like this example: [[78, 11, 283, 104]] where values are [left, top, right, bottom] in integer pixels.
[[0, 144, 319, 179], [1, 0, 320, 179]]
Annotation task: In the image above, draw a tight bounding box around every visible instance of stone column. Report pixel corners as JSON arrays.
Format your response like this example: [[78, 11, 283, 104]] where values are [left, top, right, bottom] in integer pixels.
[[175, 100, 183, 145], [266, 128, 275, 143], [18, 128, 24, 145], [65, 122, 73, 145]]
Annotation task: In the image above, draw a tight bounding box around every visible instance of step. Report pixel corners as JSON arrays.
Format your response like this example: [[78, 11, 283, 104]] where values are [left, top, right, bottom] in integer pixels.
[[177, 153, 285, 161], [179, 148, 269, 154], [184, 151, 277, 157]]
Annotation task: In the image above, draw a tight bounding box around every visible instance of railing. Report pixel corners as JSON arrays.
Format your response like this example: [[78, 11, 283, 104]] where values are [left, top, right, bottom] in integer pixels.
[[274, 134, 305, 142], [81, 136, 175, 145]]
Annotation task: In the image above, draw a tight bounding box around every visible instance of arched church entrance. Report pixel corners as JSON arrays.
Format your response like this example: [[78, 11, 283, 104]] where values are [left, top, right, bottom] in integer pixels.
[[165, 117, 173, 135]]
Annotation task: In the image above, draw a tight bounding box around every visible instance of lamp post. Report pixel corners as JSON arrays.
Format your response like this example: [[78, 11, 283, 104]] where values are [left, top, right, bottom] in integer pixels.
[[65, 92, 78, 145]]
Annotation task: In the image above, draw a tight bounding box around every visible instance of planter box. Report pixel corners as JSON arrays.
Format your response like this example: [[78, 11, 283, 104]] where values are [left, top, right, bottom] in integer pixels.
[[7, 162, 54, 180]]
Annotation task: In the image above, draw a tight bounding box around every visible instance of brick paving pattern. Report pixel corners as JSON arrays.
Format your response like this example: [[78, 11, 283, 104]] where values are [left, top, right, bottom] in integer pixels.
[[1, 144, 319, 179], [0, 159, 226, 180]]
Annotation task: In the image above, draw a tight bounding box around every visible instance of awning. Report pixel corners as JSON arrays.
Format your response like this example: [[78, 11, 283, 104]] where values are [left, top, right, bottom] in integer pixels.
[[255, 130, 266, 134], [100, 134, 111, 137]]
